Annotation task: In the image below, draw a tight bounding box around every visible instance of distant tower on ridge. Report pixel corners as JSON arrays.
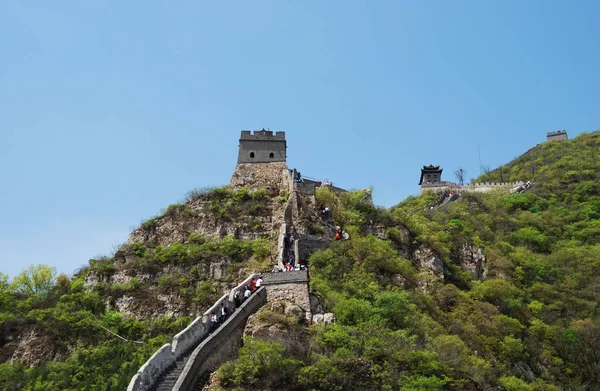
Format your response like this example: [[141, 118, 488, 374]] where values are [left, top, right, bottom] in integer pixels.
[[419, 164, 443, 185], [546, 130, 568, 142], [237, 129, 287, 164]]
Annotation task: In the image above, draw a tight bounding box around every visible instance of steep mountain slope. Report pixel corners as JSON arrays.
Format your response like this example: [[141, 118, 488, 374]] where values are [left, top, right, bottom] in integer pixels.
[[212, 131, 600, 391], [2, 131, 600, 391]]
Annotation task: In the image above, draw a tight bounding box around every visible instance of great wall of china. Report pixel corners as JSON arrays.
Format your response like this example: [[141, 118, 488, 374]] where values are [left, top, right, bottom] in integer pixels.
[[126, 128, 563, 390]]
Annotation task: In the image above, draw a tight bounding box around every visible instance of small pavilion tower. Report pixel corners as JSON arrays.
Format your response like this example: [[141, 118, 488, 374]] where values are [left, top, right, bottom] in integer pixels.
[[419, 164, 443, 185]]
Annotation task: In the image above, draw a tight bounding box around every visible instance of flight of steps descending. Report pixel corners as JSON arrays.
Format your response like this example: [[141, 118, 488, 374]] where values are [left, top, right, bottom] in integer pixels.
[[149, 351, 193, 391]]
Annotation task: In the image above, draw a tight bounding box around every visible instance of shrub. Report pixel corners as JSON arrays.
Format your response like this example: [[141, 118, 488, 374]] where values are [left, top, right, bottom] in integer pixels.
[[215, 338, 302, 389], [251, 238, 270, 259], [193, 281, 218, 308], [252, 188, 269, 201], [187, 233, 206, 245], [141, 217, 159, 230]]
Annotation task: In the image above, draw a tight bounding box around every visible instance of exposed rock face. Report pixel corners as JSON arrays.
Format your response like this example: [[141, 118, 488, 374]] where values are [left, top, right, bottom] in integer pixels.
[[413, 246, 444, 279], [126, 163, 293, 255], [85, 263, 240, 318], [229, 162, 290, 194], [323, 313, 335, 325], [244, 307, 312, 360], [309, 293, 325, 314], [128, 199, 275, 247], [457, 243, 486, 280], [386, 225, 413, 259], [10, 325, 56, 367], [311, 313, 335, 325]]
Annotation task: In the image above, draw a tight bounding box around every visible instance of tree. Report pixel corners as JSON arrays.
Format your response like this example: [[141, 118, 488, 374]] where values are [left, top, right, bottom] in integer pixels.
[[0, 272, 8, 294], [10, 264, 56, 295], [454, 167, 467, 186]]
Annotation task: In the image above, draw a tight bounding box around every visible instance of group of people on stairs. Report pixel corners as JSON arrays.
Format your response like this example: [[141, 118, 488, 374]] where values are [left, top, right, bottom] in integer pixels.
[[209, 276, 263, 333]]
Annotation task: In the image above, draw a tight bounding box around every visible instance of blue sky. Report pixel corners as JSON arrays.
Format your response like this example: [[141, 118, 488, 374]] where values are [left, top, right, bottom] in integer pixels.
[[1, 1, 598, 278]]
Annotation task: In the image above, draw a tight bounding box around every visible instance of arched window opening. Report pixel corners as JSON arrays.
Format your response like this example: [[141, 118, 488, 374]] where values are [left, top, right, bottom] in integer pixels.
[[269, 152, 275, 158], [250, 152, 255, 158]]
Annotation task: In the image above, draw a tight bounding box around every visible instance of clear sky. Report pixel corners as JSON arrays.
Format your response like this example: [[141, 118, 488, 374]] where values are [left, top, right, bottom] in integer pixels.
[[1, 1, 598, 278]]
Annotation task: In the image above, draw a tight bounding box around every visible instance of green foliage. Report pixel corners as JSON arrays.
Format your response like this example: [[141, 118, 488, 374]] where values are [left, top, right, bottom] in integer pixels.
[[205, 186, 271, 222], [141, 216, 159, 230], [0, 262, 192, 391], [193, 280, 218, 308], [231, 132, 600, 391], [251, 238, 270, 259], [6, 132, 600, 390], [400, 375, 447, 391], [215, 338, 302, 389], [499, 376, 533, 391], [0, 272, 9, 294], [10, 265, 56, 296]]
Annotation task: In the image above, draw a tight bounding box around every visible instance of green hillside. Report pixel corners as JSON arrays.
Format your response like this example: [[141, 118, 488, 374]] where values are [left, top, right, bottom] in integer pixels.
[[216, 131, 600, 391], [2, 131, 600, 390]]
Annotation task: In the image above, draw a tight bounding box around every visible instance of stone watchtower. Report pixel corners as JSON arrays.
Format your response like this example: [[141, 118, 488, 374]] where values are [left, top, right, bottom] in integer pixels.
[[547, 130, 568, 142], [237, 129, 286, 163], [419, 164, 443, 185]]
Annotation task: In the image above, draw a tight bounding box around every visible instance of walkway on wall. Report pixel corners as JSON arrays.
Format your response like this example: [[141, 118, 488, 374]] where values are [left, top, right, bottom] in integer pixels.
[[149, 350, 194, 391], [138, 287, 267, 391], [513, 182, 534, 194], [173, 288, 268, 391], [438, 192, 461, 209], [128, 274, 263, 391]]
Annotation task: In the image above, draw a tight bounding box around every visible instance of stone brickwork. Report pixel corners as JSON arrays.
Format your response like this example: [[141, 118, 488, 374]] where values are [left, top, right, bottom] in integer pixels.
[[172, 288, 268, 391], [295, 237, 329, 263], [229, 162, 289, 194], [262, 271, 312, 322], [127, 274, 260, 391], [547, 130, 568, 142], [291, 169, 347, 196], [420, 181, 526, 195], [237, 129, 286, 163]]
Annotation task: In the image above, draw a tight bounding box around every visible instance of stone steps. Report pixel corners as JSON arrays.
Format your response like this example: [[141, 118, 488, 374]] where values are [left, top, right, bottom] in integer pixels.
[[149, 354, 191, 391]]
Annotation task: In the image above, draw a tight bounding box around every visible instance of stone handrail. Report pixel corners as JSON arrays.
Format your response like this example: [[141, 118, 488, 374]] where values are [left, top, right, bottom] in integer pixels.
[[172, 287, 268, 391], [127, 274, 260, 391], [262, 269, 309, 285]]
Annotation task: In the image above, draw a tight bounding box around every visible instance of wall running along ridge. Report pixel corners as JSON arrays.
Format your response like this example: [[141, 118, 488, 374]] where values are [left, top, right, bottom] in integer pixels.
[[127, 274, 260, 391], [419, 181, 526, 195], [172, 287, 268, 391]]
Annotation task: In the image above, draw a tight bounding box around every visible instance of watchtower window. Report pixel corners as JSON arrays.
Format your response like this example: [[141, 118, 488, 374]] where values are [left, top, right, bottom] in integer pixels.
[[269, 152, 274, 158], [250, 152, 255, 158]]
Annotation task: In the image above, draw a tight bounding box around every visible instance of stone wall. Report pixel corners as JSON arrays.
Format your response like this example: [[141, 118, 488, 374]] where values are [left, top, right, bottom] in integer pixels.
[[127, 274, 260, 391], [295, 178, 321, 195], [229, 162, 289, 194], [547, 130, 568, 142], [172, 287, 268, 391], [420, 181, 525, 195], [237, 130, 286, 164], [295, 237, 329, 263], [262, 271, 311, 322]]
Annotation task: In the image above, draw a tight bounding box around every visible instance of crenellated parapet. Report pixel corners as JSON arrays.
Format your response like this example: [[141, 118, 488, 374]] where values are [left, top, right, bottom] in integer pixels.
[[237, 129, 287, 163], [420, 181, 526, 195], [547, 130, 568, 142]]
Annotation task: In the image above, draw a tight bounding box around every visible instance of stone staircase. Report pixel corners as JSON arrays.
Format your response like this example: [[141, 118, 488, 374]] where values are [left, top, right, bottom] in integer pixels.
[[149, 352, 191, 391]]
